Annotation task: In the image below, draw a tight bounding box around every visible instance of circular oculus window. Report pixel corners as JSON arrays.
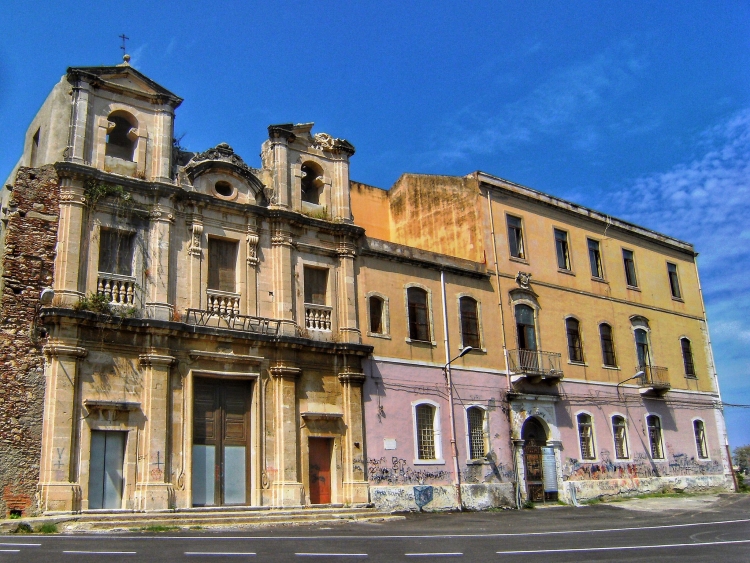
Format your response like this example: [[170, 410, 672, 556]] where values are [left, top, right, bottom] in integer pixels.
[[214, 180, 235, 198]]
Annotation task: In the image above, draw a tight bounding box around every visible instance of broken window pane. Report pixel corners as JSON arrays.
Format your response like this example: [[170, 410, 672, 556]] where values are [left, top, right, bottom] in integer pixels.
[[554, 229, 570, 270], [507, 215, 525, 259], [98, 229, 134, 276]]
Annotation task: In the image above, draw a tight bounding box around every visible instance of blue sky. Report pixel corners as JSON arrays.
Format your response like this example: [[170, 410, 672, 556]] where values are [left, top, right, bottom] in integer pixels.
[[1, 2, 749, 446]]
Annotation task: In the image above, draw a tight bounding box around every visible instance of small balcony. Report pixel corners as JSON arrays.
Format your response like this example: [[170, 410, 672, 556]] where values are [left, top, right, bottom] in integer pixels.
[[206, 289, 241, 316], [185, 308, 284, 336], [507, 349, 564, 384], [637, 365, 671, 396], [305, 303, 332, 332], [97, 272, 136, 306]]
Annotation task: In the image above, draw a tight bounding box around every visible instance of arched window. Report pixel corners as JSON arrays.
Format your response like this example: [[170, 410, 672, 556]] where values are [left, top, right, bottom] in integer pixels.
[[635, 328, 650, 368], [693, 420, 708, 459], [600, 323, 617, 367], [459, 296, 480, 349], [566, 317, 583, 362], [407, 287, 431, 342], [105, 113, 136, 161], [415, 404, 437, 460], [646, 415, 663, 459], [467, 407, 486, 459], [301, 162, 323, 205], [369, 295, 384, 334], [681, 338, 696, 378], [611, 415, 629, 459], [515, 304, 536, 351], [577, 413, 595, 460]]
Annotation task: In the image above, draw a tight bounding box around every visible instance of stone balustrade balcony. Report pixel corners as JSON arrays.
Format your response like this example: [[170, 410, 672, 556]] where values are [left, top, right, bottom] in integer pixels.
[[305, 303, 332, 332], [206, 289, 241, 316], [97, 272, 136, 305]]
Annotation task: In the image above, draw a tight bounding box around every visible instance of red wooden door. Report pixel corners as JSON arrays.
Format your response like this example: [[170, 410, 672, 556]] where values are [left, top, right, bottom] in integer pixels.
[[308, 438, 332, 504]]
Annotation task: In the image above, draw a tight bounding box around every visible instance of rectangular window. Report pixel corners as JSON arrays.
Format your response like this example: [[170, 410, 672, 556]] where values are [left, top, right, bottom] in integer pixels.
[[681, 338, 696, 378], [416, 404, 436, 460], [208, 238, 238, 292], [577, 414, 595, 460], [599, 324, 617, 367], [459, 297, 481, 349], [588, 238, 603, 278], [647, 416, 663, 459], [506, 215, 525, 259], [98, 229, 135, 276], [407, 287, 431, 342], [304, 267, 328, 305], [694, 420, 708, 459], [369, 296, 384, 334], [667, 263, 682, 299], [623, 249, 638, 287], [467, 407, 486, 459], [554, 229, 571, 270], [612, 416, 629, 459]]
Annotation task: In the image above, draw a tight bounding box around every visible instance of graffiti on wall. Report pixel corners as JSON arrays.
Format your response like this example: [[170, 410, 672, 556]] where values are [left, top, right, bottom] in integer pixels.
[[367, 457, 450, 484], [462, 451, 514, 484], [563, 449, 722, 481]]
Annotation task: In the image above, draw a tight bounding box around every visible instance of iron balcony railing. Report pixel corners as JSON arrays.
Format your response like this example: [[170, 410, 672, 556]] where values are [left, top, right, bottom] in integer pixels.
[[507, 349, 564, 380], [185, 308, 287, 336], [637, 365, 671, 392]]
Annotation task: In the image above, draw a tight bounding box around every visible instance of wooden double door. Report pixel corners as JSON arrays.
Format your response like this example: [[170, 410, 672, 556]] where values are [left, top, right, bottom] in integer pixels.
[[192, 378, 252, 506]]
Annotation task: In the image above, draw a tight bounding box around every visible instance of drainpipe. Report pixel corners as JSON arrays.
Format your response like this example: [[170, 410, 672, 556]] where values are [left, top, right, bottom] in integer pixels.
[[486, 186, 518, 506], [440, 269, 463, 510], [693, 256, 738, 491]]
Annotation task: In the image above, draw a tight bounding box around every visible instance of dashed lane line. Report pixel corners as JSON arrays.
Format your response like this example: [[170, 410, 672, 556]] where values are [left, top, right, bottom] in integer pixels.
[[496, 538, 750, 555], [0, 544, 40, 547], [405, 553, 463, 557], [185, 553, 256, 556], [62, 551, 137, 555], [295, 554, 368, 557]]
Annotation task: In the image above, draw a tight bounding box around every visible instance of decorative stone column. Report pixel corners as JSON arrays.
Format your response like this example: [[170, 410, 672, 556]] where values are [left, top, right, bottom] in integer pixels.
[[246, 223, 260, 316], [134, 353, 176, 511], [187, 212, 203, 312], [336, 240, 361, 344], [267, 126, 294, 208], [54, 176, 87, 306], [145, 204, 174, 321], [338, 369, 368, 504], [39, 343, 88, 512], [64, 75, 91, 165], [271, 221, 296, 336], [150, 106, 174, 183], [270, 365, 303, 506]]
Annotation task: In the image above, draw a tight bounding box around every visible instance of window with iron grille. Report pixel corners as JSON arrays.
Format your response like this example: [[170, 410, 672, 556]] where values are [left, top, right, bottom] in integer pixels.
[[647, 415, 663, 459], [416, 404, 436, 460], [99, 229, 135, 276], [693, 420, 708, 459], [667, 262, 682, 299], [407, 287, 431, 342], [506, 215, 525, 259], [681, 338, 696, 378], [577, 413, 595, 460], [554, 229, 571, 270], [208, 238, 238, 292], [369, 296, 384, 334], [467, 407, 486, 459], [612, 416, 629, 459], [588, 238, 604, 279], [566, 317, 584, 363], [623, 249, 638, 287], [599, 323, 617, 367], [459, 296, 480, 349]]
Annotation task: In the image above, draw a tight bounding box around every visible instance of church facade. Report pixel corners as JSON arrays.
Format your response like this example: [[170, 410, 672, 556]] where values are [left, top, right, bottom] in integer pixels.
[[0, 61, 733, 516]]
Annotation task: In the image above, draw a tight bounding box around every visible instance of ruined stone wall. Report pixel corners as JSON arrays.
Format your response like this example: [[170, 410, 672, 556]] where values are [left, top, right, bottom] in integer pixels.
[[0, 166, 59, 516]]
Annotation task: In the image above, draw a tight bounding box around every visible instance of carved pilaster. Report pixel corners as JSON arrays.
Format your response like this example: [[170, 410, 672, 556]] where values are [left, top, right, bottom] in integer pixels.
[[270, 363, 303, 506], [246, 226, 260, 266], [189, 220, 203, 256]]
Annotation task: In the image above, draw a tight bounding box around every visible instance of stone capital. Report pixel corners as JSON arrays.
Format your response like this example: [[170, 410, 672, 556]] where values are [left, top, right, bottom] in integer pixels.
[[139, 354, 176, 368], [338, 371, 366, 385], [270, 365, 301, 380], [43, 344, 87, 360]]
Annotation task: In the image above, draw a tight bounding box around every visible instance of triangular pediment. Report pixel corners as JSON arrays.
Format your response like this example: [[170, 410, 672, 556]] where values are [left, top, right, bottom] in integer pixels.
[[67, 65, 182, 107]]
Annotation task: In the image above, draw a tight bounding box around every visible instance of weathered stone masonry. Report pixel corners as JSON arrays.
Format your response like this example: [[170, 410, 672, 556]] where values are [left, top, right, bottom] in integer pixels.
[[0, 166, 59, 516]]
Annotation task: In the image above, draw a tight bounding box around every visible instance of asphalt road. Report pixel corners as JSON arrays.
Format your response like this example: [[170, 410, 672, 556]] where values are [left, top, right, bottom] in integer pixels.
[[2, 495, 749, 562]]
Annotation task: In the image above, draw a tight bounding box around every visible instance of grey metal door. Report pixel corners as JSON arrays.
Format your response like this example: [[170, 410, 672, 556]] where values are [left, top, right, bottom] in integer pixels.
[[88, 430, 126, 509]]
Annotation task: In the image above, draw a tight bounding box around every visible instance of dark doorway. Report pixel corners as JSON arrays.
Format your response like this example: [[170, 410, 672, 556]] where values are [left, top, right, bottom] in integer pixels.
[[308, 437, 333, 504], [88, 430, 126, 509], [192, 378, 251, 506], [521, 417, 547, 502]]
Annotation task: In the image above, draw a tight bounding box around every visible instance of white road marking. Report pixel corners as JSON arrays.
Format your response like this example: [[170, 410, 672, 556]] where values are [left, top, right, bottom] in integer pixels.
[[295, 554, 368, 557], [0, 543, 40, 547], [496, 538, 750, 555], [406, 553, 463, 557], [0, 550, 20, 553], [185, 552, 256, 556], [63, 551, 137, 555]]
